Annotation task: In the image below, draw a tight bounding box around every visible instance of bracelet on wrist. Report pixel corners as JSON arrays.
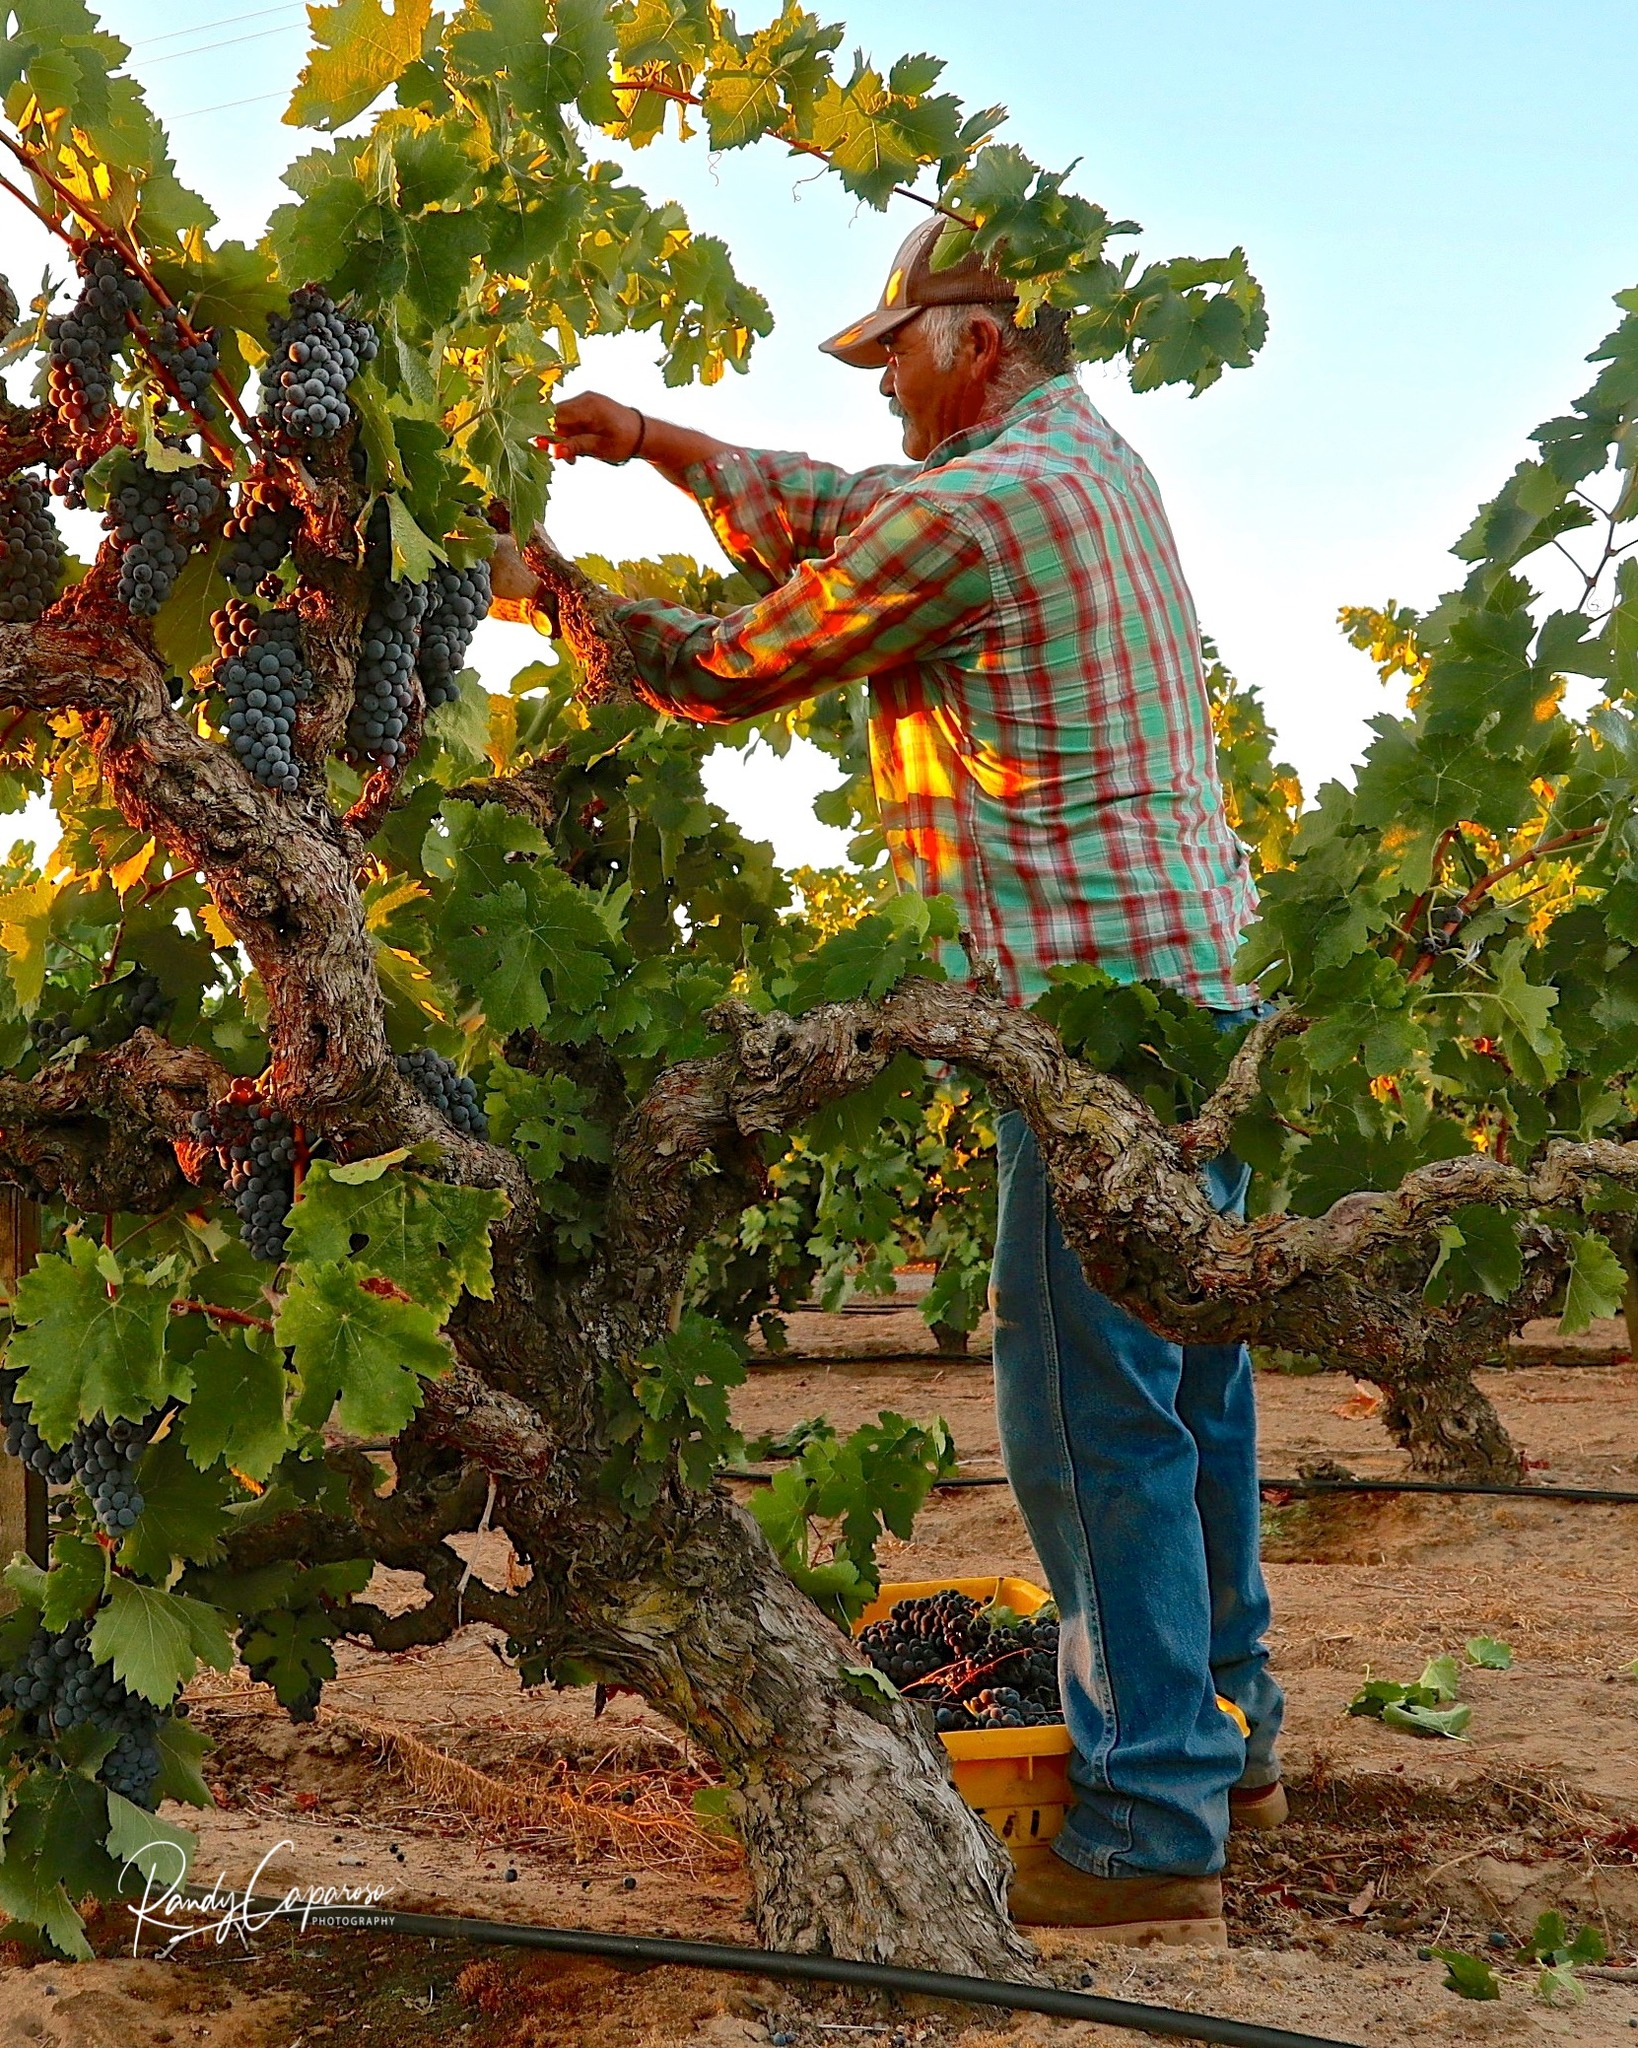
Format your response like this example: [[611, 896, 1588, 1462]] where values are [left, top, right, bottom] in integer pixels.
[[614, 407, 647, 465]]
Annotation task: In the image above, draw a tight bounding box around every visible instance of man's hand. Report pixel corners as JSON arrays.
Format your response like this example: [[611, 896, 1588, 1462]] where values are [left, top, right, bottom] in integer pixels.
[[548, 392, 645, 464], [486, 528, 562, 633], [540, 392, 734, 488]]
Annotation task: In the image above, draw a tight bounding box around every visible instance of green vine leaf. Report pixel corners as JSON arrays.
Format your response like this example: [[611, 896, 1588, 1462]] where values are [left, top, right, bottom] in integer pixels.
[[10, 1238, 186, 1446], [276, 1261, 454, 1436], [283, 1158, 508, 1315], [88, 1579, 232, 1707]]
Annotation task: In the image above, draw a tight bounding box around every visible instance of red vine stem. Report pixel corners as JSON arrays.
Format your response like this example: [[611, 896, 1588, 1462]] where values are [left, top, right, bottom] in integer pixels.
[[0, 125, 262, 451], [1391, 823, 1467, 965], [607, 75, 981, 229], [1404, 822, 1607, 984], [169, 1298, 275, 1334], [0, 164, 64, 239]]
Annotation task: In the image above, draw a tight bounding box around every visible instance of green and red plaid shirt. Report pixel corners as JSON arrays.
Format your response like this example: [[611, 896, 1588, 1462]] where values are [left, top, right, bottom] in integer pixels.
[[610, 373, 1256, 1006]]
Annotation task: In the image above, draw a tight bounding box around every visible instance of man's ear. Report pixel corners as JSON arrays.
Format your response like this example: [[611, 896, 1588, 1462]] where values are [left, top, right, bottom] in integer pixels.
[[968, 311, 1006, 381]]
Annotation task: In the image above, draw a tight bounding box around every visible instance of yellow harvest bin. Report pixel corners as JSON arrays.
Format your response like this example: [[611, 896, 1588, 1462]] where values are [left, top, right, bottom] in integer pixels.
[[854, 1575, 1071, 1872], [855, 1575, 1251, 1873]]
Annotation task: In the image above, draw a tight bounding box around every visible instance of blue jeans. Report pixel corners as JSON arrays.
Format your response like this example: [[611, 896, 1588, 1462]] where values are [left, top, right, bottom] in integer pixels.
[[991, 1091, 1284, 1878]]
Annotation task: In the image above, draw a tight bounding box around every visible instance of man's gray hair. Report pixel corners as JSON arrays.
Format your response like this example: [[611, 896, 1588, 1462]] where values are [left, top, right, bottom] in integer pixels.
[[920, 301, 1075, 405]]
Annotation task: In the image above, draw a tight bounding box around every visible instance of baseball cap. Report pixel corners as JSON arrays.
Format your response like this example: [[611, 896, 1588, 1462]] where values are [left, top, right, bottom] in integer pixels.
[[818, 216, 1019, 370]]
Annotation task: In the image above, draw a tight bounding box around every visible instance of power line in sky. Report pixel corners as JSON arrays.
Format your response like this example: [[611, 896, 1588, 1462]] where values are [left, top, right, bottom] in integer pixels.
[[144, 21, 304, 67], [129, 4, 302, 50], [171, 90, 287, 122]]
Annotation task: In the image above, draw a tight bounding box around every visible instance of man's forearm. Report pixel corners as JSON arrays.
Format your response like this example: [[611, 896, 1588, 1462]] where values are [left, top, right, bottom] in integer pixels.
[[636, 415, 737, 492]]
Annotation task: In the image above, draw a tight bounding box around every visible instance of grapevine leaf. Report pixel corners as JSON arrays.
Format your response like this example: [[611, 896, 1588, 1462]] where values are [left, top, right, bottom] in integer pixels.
[[840, 1661, 898, 1705], [285, 0, 433, 131], [1472, 939, 1566, 1086], [1560, 1230, 1626, 1334], [152, 1713, 215, 1808], [10, 1238, 185, 1446], [276, 1261, 453, 1437], [437, 804, 618, 1031], [90, 1580, 233, 1707], [600, 1312, 746, 1508], [1381, 1699, 1471, 1738], [1466, 1635, 1514, 1670], [39, 1533, 106, 1632], [178, 1331, 291, 1482], [0, 1769, 116, 1957], [0, 876, 57, 1011], [153, 541, 232, 682], [104, 1790, 195, 1891], [383, 490, 446, 583], [1417, 1653, 1462, 1702], [237, 1604, 342, 1713], [1423, 1204, 1524, 1307], [283, 1159, 507, 1314], [1433, 1949, 1501, 2001], [121, 1429, 235, 1580]]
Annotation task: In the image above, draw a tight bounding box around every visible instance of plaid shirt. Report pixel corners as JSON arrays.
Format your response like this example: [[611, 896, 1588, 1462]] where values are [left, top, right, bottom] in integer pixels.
[[611, 374, 1256, 1006]]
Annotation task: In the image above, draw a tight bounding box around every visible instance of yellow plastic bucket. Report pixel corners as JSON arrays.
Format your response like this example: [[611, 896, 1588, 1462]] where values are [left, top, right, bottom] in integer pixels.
[[855, 1575, 1248, 1871]]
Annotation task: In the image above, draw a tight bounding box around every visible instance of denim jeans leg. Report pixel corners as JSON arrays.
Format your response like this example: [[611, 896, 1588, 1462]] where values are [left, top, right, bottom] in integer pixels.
[[990, 1110, 1245, 1877], [1178, 1152, 1285, 1789]]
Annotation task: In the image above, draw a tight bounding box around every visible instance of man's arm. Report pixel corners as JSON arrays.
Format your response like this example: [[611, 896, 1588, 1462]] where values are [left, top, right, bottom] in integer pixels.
[[549, 391, 912, 590], [548, 392, 731, 493], [608, 489, 991, 725]]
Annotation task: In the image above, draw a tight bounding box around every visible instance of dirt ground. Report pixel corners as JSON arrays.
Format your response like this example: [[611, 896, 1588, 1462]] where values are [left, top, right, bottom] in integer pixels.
[[5, 1297, 1638, 2047]]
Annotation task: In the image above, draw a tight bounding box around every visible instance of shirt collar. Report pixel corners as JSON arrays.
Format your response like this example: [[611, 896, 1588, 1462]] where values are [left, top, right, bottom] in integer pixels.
[[919, 372, 1084, 471]]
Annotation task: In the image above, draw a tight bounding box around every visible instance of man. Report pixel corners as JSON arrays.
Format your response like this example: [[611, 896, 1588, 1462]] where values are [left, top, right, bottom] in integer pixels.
[[492, 216, 1285, 1944]]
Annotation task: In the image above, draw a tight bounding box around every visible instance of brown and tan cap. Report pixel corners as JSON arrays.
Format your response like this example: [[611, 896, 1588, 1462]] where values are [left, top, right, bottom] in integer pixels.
[[818, 216, 1018, 370]]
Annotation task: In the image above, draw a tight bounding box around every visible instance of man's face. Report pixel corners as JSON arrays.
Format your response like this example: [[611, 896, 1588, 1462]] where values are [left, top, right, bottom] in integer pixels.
[[880, 310, 1003, 461]]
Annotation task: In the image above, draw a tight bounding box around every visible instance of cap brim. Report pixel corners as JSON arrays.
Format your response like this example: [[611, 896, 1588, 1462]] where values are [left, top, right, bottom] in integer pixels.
[[817, 304, 920, 369]]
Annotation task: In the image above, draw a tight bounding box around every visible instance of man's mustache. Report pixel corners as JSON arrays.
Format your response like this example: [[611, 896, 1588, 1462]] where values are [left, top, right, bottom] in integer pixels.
[[888, 397, 905, 420]]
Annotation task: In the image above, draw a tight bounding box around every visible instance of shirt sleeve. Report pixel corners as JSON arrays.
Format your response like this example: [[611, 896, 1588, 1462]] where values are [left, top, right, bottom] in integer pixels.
[[612, 489, 992, 725], [685, 446, 918, 592]]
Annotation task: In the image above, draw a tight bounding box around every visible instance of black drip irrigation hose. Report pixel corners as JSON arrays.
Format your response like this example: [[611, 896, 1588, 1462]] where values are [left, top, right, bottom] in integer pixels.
[[726, 1469, 1638, 1505], [247, 1900, 1362, 2048]]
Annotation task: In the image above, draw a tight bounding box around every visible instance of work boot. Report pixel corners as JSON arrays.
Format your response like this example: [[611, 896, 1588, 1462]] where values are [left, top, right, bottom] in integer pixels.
[[1229, 1778, 1288, 1830], [1007, 1859, 1227, 1942]]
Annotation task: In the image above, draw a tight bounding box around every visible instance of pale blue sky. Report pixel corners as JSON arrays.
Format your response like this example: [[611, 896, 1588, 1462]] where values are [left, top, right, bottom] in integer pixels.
[[6, 2, 1636, 864]]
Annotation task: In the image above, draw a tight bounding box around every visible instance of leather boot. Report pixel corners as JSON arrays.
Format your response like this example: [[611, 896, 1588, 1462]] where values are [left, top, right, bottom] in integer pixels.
[[1007, 1859, 1227, 1941], [1229, 1779, 1289, 1829]]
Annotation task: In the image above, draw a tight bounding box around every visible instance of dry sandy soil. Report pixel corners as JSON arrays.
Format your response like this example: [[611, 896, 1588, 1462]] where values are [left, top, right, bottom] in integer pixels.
[[4, 1297, 1638, 2047]]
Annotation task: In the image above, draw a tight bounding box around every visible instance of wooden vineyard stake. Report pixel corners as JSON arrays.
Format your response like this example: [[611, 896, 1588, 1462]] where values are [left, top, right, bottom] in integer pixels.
[[0, 1187, 46, 1585]]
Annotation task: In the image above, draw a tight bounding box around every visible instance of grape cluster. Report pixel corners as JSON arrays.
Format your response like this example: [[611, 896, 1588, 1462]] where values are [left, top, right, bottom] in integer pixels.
[[193, 1084, 299, 1260], [108, 459, 224, 617], [118, 968, 168, 1032], [0, 1619, 165, 1808], [417, 560, 492, 709], [45, 246, 143, 439], [0, 1367, 77, 1485], [258, 285, 377, 442], [151, 304, 219, 413], [211, 599, 310, 792], [347, 573, 429, 763], [30, 965, 170, 1059], [856, 1589, 991, 1684], [0, 477, 66, 624], [49, 456, 91, 510], [223, 487, 296, 595], [396, 1047, 489, 1139], [856, 1592, 1064, 1732], [70, 1411, 157, 1535]]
